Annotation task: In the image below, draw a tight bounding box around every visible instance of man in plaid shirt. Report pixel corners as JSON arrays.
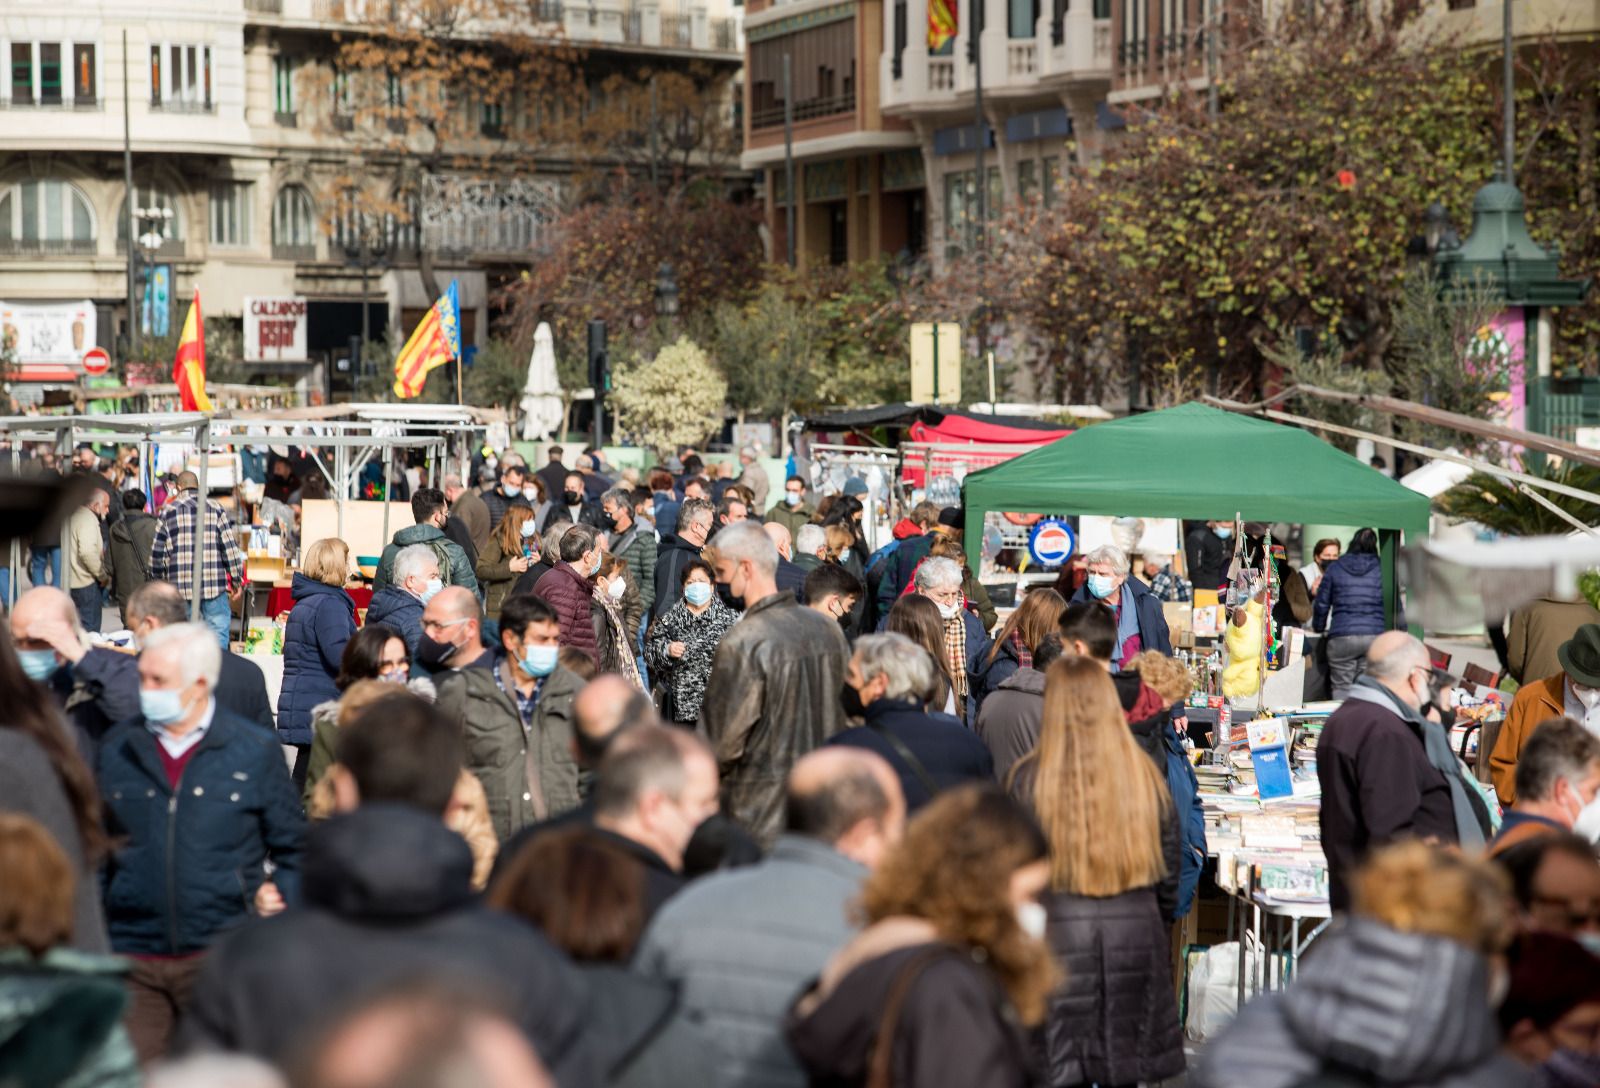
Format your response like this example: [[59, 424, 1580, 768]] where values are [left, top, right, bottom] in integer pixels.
[[1142, 551, 1192, 603], [149, 470, 245, 650]]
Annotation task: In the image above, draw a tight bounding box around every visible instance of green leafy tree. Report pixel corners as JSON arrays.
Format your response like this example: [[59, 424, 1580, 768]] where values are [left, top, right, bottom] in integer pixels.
[[1437, 460, 1600, 535], [609, 336, 726, 454]]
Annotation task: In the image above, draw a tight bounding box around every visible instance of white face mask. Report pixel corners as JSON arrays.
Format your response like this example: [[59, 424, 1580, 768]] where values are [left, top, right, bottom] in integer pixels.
[[1573, 784, 1600, 843], [419, 577, 444, 604], [936, 600, 961, 622], [1015, 901, 1048, 940], [606, 577, 626, 601]]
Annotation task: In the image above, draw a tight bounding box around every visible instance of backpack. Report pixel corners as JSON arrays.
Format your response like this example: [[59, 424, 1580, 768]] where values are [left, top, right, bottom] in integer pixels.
[[427, 539, 456, 586]]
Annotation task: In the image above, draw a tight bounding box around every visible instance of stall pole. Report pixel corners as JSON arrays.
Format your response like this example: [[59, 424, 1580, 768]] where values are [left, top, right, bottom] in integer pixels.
[[380, 444, 392, 567], [193, 419, 210, 624], [8, 445, 19, 610], [335, 444, 347, 543]]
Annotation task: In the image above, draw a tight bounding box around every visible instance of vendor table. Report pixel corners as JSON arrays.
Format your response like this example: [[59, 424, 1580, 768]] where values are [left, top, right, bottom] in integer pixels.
[[1229, 889, 1332, 1010], [259, 585, 374, 620]]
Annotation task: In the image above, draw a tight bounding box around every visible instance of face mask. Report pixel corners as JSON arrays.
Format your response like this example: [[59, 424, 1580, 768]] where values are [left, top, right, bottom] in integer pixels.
[[935, 600, 961, 622], [785, 492, 802, 506], [684, 582, 713, 607], [602, 512, 617, 530], [502, 483, 521, 497], [1316, 558, 1334, 571], [1577, 932, 1600, 958], [1015, 901, 1048, 941], [522, 486, 539, 502], [485, 456, 499, 471], [379, 670, 409, 684], [1214, 526, 1233, 540], [589, 555, 604, 578], [18, 649, 59, 681], [416, 631, 460, 669], [519, 520, 538, 539], [520, 643, 559, 678], [1575, 684, 1600, 711], [1573, 788, 1600, 843], [563, 490, 583, 506], [1086, 574, 1116, 600], [419, 577, 444, 605], [140, 687, 189, 726], [607, 577, 626, 601]]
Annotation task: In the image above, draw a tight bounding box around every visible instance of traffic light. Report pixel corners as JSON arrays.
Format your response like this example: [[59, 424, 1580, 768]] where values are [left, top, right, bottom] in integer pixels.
[[587, 319, 610, 396]]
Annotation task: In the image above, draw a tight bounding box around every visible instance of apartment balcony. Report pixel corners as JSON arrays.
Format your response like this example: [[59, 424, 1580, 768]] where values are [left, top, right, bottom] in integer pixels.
[[881, 7, 1111, 115], [750, 92, 855, 131], [0, 238, 97, 256]]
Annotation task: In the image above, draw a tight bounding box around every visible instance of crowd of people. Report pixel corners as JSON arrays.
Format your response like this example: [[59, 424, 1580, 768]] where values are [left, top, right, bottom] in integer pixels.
[[1, 439, 1599, 1088]]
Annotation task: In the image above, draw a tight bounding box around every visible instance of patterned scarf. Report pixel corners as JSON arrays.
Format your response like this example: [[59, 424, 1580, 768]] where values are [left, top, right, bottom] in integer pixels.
[[943, 613, 968, 716]]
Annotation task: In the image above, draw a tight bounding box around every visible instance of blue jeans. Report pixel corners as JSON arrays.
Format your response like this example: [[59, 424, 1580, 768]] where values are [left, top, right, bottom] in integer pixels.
[[29, 546, 60, 589], [71, 585, 103, 633], [199, 594, 231, 650]]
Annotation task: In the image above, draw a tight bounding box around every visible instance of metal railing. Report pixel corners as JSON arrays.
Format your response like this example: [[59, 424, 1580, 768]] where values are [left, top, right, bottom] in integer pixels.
[[0, 238, 96, 256], [750, 92, 853, 129], [0, 96, 101, 110], [149, 99, 215, 114], [271, 243, 318, 261], [245, 0, 284, 12]]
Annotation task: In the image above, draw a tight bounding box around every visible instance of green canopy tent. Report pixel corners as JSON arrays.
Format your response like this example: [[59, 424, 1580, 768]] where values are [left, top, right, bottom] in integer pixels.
[[961, 402, 1431, 623]]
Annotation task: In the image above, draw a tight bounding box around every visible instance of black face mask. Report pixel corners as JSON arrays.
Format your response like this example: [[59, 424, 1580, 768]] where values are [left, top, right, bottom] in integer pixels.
[[416, 632, 458, 670], [840, 681, 866, 720], [602, 512, 617, 530], [575, 728, 613, 768], [1316, 558, 1334, 571], [563, 490, 583, 506], [716, 581, 739, 610]]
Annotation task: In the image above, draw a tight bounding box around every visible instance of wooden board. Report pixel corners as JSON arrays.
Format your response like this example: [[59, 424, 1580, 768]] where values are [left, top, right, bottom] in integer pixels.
[[299, 498, 414, 565]]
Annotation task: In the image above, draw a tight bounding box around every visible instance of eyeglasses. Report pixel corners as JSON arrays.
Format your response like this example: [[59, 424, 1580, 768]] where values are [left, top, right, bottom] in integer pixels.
[[1530, 895, 1600, 931], [421, 617, 469, 635]]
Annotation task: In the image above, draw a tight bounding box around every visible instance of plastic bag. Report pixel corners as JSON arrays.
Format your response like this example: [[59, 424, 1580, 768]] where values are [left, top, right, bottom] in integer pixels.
[[1185, 937, 1261, 1042]]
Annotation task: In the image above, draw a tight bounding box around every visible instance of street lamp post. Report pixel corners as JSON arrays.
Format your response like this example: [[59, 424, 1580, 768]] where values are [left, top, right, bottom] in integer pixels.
[[134, 205, 173, 359], [655, 261, 680, 327], [343, 219, 390, 395]]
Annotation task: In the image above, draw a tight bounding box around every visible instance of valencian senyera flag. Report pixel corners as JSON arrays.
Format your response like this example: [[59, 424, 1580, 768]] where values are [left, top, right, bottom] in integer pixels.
[[173, 288, 213, 413], [393, 280, 462, 400], [928, 0, 957, 51]]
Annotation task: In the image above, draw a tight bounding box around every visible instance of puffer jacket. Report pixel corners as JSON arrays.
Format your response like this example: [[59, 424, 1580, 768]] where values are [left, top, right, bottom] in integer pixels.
[[1194, 918, 1536, 1088], [610, 522, 658, 614], [1038, 885, 1186, 1087], [700, 591, 851, 847], [1312, 551, 1385, 637], [652, 535, 705, 620], [108, 509, 158, 606], [976, 666, 1046, 784], [533, 562, 601, 665], [96, 709, 306, 955], [0, 947, 139, 1088], [374, 522, 479, 596], [434, 653, 584, 841], [277, 573, 356, 745], [364, 584, 423, 660], [580, 963, 717, 1088]]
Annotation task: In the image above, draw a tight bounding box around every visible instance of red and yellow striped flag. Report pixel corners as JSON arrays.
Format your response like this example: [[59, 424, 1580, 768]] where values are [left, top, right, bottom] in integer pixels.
[[393, 280, 462, 400], [929, 0, 958, 51], [172, 289, 213, 413]]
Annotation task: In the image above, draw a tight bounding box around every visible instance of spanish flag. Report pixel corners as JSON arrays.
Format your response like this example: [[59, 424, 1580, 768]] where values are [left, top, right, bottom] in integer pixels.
[[929, 0, 957, 51], [172, 289, 213, 413], [393, 280, 462, 400]]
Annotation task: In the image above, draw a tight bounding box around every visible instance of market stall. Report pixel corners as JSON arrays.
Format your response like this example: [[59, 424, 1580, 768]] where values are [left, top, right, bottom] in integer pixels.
[[960, 402, 1432, 625]]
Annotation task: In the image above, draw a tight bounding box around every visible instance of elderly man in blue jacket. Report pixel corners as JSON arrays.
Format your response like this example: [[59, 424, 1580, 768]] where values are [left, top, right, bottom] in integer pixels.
[[1069, 543, 1173, 670], [96, 621, 305, 1064]]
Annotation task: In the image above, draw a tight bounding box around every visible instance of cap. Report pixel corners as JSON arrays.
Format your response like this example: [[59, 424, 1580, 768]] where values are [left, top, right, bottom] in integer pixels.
[[937, 507, 964, 529], [842, 476, 869, 497]]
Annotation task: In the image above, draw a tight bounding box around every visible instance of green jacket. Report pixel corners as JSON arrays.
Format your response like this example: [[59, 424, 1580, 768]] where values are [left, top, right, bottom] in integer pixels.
[[374, 523, 479, 597], [0, 947, 140, 1088], [766, 501, 814, 541], [435, 654, 583, 842], [476, 534, 527, 620]]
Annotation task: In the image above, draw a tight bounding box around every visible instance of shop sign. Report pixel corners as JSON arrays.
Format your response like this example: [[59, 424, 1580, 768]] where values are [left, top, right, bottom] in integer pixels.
[[244, 297, 308, 362], [1027, 517, 1075, 567], [0, 299, 98, 364]]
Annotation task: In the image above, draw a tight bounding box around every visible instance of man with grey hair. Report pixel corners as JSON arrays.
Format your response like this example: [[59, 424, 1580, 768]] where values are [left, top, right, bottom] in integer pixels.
[[532, 522, 603, 664], [736, 444, 770, 511], [127, 580, 274, 732], [825, 631, 993, 810], [905, 555, 991, 722], [1490, 716, 1600, 856], [1069, 542, 1172, 668], [366, 543, 441, 663], [96, 621, 305, 1061], [652, 497, 714, 620], [1317, 630, 1492, 910], [794, 523, 829, 572], [601, 485, 656, 613], [701, 520, 851, 846]]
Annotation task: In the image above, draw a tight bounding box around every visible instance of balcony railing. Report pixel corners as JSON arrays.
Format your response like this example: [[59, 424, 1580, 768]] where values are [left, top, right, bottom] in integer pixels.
[[750, 92, 853, 129], [149, 99, 215, 114], [271, 243, 318, 261], [0, 238, 97, 256], [245, 0, 284, 11], [928, 57, 955, 90], [0, 96, 102, 110], [1007, 41, 1037, 76]]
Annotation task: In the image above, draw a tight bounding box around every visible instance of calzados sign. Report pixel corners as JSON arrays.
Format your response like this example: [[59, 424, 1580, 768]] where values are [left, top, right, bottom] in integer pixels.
[[243, 297, 308, 362]]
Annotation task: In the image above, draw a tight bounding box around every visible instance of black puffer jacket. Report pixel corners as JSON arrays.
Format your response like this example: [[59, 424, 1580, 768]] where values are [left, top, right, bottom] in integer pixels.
[[1038, 887, 1185, 1087]]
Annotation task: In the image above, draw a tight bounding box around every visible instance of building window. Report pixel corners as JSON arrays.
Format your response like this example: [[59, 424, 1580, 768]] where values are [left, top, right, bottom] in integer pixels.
[[11, 43, 33, 104], [944, 170, 971, 253], [481, 100, 503, 135], [272, 185, 315, 246], [893, 0, 907, 77], [1094, 0, 1110, 16], [209, 182, 252, 247], [150, 43, 211, 109], [39, 44, 62, 105], [73, 44, 95, 103], [386, 71, 404, 109], [748, 19, 858, 129], [1018, 159, 1037, 203], [1042, 155, 1061, 206], [274, 54, 295, 118], [0, 179, 96, 252], [1009, 0, 1037, 39]]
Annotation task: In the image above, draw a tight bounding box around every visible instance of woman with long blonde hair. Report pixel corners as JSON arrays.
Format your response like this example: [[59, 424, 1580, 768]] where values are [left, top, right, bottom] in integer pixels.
[[1010, 655, 1185, 1088], [788, 783, 1057, 1087]]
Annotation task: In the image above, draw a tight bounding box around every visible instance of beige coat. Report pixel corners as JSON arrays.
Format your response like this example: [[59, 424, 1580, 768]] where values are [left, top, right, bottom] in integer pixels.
[[64, 506, 105, 590]]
